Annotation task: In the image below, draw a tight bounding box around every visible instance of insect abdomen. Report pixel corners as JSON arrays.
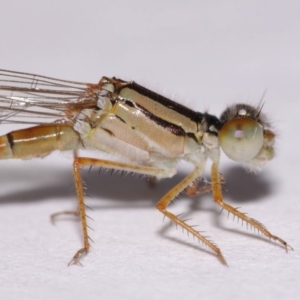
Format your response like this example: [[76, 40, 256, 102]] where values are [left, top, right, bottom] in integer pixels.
[[0, 124, 80, 159]]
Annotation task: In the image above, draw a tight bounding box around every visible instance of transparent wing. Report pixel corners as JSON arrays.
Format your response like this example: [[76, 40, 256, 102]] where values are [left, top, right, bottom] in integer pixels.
[[0, 69, 99, 125]]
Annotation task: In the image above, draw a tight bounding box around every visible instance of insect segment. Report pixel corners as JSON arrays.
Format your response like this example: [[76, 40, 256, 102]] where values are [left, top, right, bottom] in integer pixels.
[[0, 70, 292, 265]]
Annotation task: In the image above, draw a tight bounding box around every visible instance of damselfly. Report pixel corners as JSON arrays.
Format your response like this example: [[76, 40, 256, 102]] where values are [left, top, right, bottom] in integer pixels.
[[0, 69, 292, 265]]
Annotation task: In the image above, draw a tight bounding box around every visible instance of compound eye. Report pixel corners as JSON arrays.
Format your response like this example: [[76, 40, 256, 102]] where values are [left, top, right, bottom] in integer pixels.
[[219, 118, 264, 162]]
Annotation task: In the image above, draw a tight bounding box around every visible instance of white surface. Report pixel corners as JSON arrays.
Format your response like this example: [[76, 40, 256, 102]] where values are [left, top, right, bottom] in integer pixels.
[[0, 1, 299, 300]]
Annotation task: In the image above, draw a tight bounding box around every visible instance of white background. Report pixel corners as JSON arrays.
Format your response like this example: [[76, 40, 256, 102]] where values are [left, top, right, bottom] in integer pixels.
[[0, 1, 299, 300]]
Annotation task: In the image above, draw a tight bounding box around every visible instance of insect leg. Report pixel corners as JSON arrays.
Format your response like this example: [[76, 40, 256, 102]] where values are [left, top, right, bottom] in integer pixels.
[[185, 174, 226, 196], [156, 164, 227, 265], [211, 162, 293, 251], [69, 157, 175, 266], [69, 156, 90, 266], [51, 211, 79, 224]]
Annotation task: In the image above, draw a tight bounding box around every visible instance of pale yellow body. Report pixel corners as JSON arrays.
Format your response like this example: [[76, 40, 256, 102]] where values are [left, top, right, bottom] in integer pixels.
[[0, 70, 292, 265]]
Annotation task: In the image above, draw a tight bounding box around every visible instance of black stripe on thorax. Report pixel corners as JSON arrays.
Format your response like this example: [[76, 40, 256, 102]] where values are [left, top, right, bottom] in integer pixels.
[[123, 100, 186, 136], [7, 132, 14, 151], [124, 81, 204, 123]]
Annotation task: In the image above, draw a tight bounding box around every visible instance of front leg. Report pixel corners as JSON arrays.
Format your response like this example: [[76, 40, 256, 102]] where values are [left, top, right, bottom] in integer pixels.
[[211, 162, 293, 252]]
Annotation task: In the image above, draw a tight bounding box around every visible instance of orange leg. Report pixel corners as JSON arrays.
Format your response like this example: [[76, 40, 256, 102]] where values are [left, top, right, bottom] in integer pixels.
[[50, 211, 79, 225], [156, 164, 227, 265], [185, 174, 226, 196], [67, 156, 174, 266], [67, 156, 91, 266], [211, 162, 293, 251]]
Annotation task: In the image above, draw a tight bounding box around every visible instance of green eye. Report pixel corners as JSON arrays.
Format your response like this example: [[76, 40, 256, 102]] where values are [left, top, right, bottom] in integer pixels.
[[219, 118, 264, 162]]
